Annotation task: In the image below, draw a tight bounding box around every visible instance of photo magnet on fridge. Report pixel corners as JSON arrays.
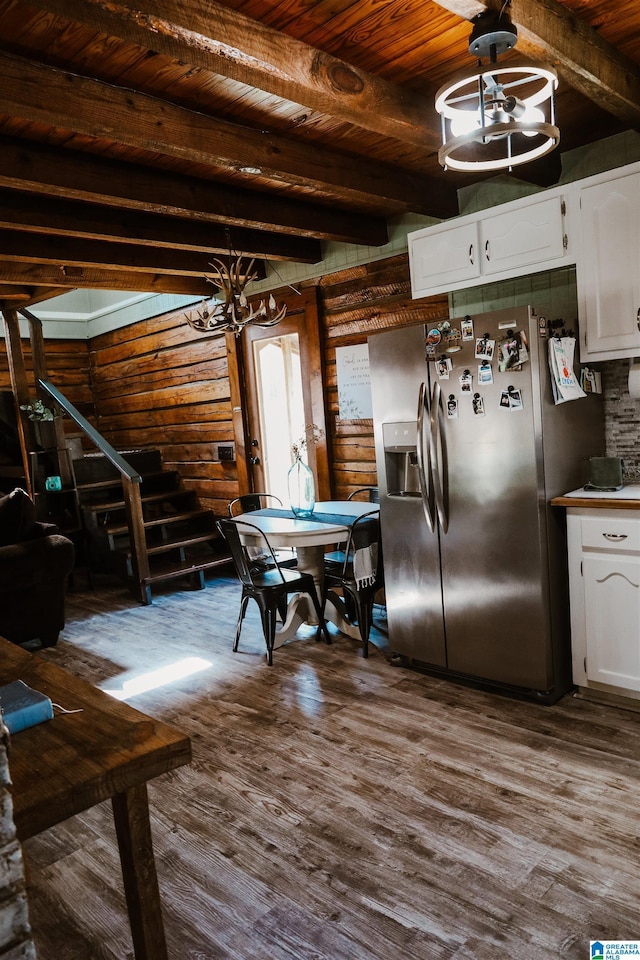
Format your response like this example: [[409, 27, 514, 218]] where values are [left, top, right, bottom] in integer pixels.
[[461, 316, 474, 341], [508, 388, 523, 410], [475, 336, 495, 361], [437, 357, 452, 379], [498, 329, 529, 372], [478, 362, 493, 385], [472, 393, 485, 416]]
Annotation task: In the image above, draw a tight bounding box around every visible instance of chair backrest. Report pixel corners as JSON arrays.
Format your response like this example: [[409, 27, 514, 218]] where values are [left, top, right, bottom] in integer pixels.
[[217, 518, 285, 586], [228, 493, 283, 517], [341, 509, 381, 579], [347, 487, 379, 503]]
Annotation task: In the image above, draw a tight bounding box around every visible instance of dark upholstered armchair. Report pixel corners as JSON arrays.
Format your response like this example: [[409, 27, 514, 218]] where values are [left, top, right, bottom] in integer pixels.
[[0, 488, 75, 647]]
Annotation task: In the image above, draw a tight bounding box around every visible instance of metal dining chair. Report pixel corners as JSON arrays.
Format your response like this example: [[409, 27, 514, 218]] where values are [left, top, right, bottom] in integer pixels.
[[347, 487, 379, 503], [227, 493, 296, 568], [227, 493, 283, 517], [217, 518, 331, 666], [322, 509, 383, 658]]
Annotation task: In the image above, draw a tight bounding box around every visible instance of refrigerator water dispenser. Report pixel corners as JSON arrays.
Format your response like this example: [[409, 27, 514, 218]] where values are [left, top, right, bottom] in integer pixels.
[[382, 421, 420, 496]]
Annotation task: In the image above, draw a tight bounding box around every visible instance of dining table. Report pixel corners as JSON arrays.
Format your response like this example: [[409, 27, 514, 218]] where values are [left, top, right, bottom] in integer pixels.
[[232, 500, 379, 647]]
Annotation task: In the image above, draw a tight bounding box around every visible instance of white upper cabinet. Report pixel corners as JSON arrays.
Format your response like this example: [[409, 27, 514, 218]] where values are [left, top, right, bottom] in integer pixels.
[[408, 220, 480, 293], [409, 192, 569, 299], [577, 166, 640, 361], [480, 195, 566, 276]]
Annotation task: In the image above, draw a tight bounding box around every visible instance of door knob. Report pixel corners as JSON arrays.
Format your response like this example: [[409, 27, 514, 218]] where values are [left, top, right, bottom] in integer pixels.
[[250, 456, 261, 465]]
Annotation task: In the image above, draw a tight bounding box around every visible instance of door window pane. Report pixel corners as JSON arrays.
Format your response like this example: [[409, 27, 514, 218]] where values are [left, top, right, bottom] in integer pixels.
[[253, 333, 304, 503]]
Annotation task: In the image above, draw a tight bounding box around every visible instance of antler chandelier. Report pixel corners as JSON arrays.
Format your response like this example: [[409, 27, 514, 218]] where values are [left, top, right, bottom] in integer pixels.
[[435, 5, 559, 173], [185, 255, 287, 337]]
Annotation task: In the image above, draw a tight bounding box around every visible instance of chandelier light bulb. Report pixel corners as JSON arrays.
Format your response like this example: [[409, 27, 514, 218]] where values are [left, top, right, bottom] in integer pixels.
[[450, 110, 481, 138]]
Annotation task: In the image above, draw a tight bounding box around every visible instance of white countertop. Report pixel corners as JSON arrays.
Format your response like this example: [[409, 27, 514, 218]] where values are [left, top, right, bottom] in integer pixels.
[[561, 483, 640, 500]]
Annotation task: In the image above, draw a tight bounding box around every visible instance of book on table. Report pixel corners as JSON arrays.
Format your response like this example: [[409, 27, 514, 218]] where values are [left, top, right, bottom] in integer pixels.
[[0, 679, 54, 734]]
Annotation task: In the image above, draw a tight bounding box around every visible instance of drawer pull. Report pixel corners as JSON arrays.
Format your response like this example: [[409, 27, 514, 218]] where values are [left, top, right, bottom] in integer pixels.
[[602, 533, 628, 541]]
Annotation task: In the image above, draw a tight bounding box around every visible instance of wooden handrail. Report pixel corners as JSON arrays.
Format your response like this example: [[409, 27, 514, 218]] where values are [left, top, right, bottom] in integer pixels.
[[38, 378, 151, 603], [38, 378, 141, 483]]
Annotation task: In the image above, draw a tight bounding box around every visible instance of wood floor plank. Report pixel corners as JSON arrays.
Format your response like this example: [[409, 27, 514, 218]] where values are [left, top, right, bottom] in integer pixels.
[[14, 572, 640, 959]]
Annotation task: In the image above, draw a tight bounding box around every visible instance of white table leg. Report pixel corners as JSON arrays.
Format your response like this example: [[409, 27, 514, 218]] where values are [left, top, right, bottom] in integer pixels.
[[272, 545, 324, 648], [273, 592, 314, 647], [324, 589, 362, 641]]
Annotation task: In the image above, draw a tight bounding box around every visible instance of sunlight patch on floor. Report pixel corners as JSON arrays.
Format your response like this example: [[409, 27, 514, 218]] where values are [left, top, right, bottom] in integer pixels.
[[100, 657, 212, 700]]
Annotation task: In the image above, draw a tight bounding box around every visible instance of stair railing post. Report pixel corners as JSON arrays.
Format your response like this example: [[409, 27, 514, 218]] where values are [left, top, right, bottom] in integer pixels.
[[122, 476, 151, 605]]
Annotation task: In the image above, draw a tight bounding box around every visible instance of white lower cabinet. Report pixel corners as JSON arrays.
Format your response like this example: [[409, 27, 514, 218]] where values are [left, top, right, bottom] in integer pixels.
[[567, 507, 640, 699]]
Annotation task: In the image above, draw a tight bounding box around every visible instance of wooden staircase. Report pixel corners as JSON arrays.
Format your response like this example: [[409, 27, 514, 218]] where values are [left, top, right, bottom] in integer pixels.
[[72, 449, 231, 603]]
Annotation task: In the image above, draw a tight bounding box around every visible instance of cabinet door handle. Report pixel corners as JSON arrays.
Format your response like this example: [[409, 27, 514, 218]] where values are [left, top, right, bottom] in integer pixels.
[[637, 307, 640, 333], [468, 244, 474, 265], [484, 239, 490, 261], [602, 533, 628, 541]]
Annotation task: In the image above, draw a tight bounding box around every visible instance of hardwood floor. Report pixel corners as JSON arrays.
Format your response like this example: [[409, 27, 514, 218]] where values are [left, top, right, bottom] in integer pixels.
[[19, 571, 640, 959]]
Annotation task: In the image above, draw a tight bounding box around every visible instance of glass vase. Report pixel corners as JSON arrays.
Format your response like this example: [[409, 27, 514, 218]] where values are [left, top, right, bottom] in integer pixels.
[[288, 455, 315, 518]]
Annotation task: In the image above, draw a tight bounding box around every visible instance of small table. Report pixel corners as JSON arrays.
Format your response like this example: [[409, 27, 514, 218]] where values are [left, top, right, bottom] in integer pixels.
[[0, 638, 192, 960], [233, 500, 378, 644]]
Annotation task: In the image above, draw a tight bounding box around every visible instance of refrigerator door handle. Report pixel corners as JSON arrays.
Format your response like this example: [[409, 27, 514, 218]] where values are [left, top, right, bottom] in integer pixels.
[[416, 381, 436, 532], [430, 379, 449, 534]]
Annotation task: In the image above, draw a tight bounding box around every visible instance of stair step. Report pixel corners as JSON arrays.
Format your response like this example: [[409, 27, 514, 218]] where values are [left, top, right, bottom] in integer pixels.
[[72, 449, 162, 484], [76, 469, 180, 496], [142, 530, 221, 557], [144, 554, 232, 586], [82, 488, 193, 516], [105, 508, 212, 536]]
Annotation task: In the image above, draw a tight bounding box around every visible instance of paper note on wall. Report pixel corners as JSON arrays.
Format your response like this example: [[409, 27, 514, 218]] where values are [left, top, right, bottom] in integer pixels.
[[336, 343, 373, 419]]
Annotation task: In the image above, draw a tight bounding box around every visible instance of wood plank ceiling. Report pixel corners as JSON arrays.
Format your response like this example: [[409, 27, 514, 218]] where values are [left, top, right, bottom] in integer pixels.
[[0, 0, 638, 310]]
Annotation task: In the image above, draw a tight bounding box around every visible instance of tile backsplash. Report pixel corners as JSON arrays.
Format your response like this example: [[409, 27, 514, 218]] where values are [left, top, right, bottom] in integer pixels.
[[603, 360, 640, 480]]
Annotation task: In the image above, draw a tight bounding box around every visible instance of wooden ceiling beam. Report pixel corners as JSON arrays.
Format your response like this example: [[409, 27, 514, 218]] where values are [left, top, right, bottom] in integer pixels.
[[0, 263, 213, 297], [0, 51, 452, 216], [32, 0, 441, 151], [0, 285, 34, 301], [0, 228, 270, 278], [0, 286, 73, 312], [0, 189, 322, 263], [0, 137, 389, 246], [432, 0, 640, 129]]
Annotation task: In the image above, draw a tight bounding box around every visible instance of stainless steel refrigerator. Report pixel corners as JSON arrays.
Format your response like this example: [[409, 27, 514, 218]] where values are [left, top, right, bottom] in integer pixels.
[[368, 305, 604, 703]]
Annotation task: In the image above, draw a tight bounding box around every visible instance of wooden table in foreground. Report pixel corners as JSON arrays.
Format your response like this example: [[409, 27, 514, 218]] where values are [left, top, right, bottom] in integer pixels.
[[0, 638, 192, 960]]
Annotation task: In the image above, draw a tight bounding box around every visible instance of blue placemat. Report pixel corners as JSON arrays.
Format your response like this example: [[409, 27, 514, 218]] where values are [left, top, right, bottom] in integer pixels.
[[251, 508, 361, 525]]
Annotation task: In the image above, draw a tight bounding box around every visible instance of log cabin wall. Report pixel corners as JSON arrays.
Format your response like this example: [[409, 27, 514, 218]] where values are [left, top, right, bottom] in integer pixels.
[[0, 338, 93, 429], [82, 254, 448, 513], [0, 338, 93, 409]]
